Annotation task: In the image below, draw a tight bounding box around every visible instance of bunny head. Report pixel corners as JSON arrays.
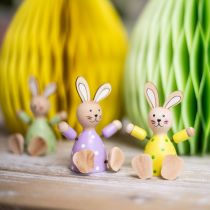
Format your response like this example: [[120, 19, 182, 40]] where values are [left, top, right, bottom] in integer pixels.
[[76, 76, 111, 129], [29, 77, 57, 117], [144, 82, 183, 135]]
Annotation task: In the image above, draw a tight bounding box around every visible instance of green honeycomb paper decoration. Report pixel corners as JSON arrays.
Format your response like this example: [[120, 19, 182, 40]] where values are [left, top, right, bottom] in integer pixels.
[[124, 0, 210, 155]]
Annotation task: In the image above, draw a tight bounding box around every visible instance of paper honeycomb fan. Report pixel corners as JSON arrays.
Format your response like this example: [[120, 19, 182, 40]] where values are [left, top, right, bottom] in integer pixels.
[[124, 0, 210, 155], [0, 0, 128, 135]]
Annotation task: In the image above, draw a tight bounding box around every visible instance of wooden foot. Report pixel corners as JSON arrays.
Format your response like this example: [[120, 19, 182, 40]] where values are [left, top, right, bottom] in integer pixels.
[[131, 154, 153, 179], [108, 147, 124, 172], [27, 137, 47, 156], [72, 150, 94, 174], [8, 134, 24, 155], [161, 155, 183, 180]]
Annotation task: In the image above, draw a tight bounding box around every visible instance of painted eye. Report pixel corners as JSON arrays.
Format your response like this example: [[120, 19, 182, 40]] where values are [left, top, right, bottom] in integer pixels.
[[89, 109, 92, 112], [162, 114, 165, 117], [98, 109, 100, 112], [153, 114, 155, 117]]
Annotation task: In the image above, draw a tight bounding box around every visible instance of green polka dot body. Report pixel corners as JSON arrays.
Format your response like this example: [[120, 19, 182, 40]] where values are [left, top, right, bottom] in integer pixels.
[[144, 134, 177, 176], [26, 118, 56, 154]]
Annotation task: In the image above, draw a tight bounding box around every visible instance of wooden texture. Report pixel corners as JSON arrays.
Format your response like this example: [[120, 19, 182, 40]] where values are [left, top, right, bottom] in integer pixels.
[[0, 133, 210, 210]]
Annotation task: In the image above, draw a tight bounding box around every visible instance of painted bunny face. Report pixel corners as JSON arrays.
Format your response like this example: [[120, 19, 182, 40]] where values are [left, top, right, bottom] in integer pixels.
[[148, 107, 172, 134], [145, 82, 183, 135], [77, 101, 102, 128], [76, 76, 111, 129], [30, 96, 50, 116], [29, 77, 57, 117]]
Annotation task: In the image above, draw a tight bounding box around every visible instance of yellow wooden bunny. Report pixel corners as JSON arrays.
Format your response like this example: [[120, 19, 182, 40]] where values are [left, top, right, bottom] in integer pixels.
[[126, 82, 195, 180]]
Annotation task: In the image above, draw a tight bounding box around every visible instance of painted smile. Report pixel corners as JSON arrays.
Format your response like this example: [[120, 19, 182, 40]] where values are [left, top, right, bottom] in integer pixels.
[[154, 122, 163, 127], [89, 117, 101, 123], [89, 119, 100, 123], [87, 115, 101, 123]]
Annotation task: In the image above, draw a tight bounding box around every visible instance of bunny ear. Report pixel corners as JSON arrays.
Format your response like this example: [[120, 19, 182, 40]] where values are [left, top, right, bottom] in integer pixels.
[[163, 91, 183, 109], [144, 82, 159, 109], [94, 83, 111, 103], [43, 83, 57, 97], [76, 76, 90, 102], [29, 76, 39, 96]]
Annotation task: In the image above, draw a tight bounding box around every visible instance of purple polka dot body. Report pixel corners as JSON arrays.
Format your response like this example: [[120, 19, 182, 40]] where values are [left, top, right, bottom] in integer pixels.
[[70, 129, 107, 173]]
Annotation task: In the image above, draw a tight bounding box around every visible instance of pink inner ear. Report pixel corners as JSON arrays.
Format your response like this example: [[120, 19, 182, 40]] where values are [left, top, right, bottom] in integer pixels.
[[29, 79, 38, 96], [147, 88, 156, 108], [165, 96, 181, 109], [44, 84, 56, 97], [78, 83, 89, 102], [76, 77, 91, 102], [94, 88, 110, 102]]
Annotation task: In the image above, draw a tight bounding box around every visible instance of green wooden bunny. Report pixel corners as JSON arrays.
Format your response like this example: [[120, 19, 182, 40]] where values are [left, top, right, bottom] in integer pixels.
[[8, 77, 67, 156]]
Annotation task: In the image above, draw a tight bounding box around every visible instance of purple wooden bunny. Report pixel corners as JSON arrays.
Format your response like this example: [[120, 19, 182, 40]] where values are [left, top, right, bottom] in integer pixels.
[[58, 76, 124, 174]]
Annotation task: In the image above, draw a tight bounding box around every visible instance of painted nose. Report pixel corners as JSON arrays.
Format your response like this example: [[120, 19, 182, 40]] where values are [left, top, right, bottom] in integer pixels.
[[157, 119, 161, 122], [95, 114, 98, 117]]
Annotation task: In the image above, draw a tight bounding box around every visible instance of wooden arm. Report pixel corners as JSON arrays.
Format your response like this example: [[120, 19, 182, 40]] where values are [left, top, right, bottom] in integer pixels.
[[58, 121, 77, 140], [50, 111, 67, 125], [17, 111, 32, 124], [173, 127, 195, 143], [126, 123, 147, 141], [102, 120, 122, 138]]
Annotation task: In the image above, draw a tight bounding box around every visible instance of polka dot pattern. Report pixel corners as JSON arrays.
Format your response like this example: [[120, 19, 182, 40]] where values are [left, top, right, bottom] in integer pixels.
[[95, 151, 99, 156], [70, 129, 107, 173], [144, 134, 177, 176]]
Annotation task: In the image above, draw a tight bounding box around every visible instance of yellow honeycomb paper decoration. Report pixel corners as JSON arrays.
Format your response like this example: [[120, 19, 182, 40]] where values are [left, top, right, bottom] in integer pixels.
[[0, 0, 128, 135]]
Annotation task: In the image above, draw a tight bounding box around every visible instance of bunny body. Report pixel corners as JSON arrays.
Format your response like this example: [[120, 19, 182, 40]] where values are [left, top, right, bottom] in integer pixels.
[[8, 77, 67, 156], [59, 76, 124, 174], [70, 129, 106, 173], [144, 134, 176, 176], [127, 82, 195, 180], [25, 118, 57, 154]]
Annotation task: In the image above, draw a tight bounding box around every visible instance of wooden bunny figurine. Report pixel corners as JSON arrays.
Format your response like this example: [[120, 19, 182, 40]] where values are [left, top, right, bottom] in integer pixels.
[[126, 82, 195, 180], [8, 77, 67, 156], [58, 76, 124, 174]]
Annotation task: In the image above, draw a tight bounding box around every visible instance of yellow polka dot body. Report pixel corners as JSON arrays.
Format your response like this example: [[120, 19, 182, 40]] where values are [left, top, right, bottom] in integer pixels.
[[144, 135, 177, 176]]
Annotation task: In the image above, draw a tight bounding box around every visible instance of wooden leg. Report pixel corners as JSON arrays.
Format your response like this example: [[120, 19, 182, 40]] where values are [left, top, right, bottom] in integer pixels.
[[72, 150, 94, 174], [108, 147, 124, 172], [131, 154, 153, 179], [27, 137, 47, 156], [161, 155, 183, 180], [8, 133, 24, 155]]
